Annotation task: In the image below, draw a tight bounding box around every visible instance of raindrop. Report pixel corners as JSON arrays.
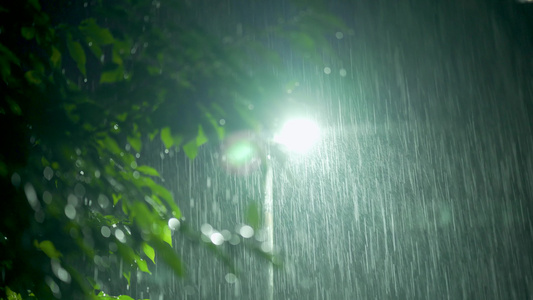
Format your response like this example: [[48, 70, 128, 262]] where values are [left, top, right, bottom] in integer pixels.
[[43, 166, 53, 180], [94, 170, 101, 178], [24, 183, 40, 211], [219, 119, 225, 125], [64, 204, 76, 219], [239, 225, 254, 238], [101, 226, 111, 238], [68, 194, 78, 206], [114, 229, 125, 242], [335, 31, 344, 39], [11, 172, 21, 187], [98, 194, 109, 208], [229, 234, 240, 245], [133, 171, 140, 179], [168, 218, 180, 231], [130, 161, 138, 169], [324, 67, 331, 74], [201, 223, 213, 236], [210, 232, 224, 245], [339, 68, 347, 77], [113, 124, 119, 130], [225, 273, 237, 284]]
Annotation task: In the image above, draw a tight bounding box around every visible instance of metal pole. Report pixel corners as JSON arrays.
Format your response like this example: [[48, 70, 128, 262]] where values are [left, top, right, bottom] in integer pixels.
[[264, 161, 274, 300]]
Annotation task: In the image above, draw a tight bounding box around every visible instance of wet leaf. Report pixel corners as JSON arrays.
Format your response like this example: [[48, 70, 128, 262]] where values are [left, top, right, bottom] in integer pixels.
[[35, 240, 62, 259], [122, 271, 131, 285], [245, 201, 261, 230], [142, 243, 155, 263], [79, 18, 114, 45], [136, 165, 160, 177], [67, 34, 86, 76], [136, 258, 151, 274], [160, 127, 174, 149]]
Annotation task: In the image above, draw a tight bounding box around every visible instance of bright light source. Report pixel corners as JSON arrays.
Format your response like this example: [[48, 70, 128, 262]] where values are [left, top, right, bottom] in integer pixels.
[[274, 118, 320, 154]]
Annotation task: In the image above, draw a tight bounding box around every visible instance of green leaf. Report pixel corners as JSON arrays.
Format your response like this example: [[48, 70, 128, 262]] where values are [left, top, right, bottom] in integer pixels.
[[136, 258, 151, 274], [6, 286, 22, 300], [0, 43, 20, 66], [160, 127, 174, 149], [79, 18, 114, 45], [50, 47, 61, 67], [142, 243, 155, 264], [117, 296, 135, 300], [245, 201, 261, 230], [127, 135, 141, 152], [112, 193, 122, 206], [196, 124, 208, 146], [162, 225, 172, 246], [24, 70, 41, 84], [136, 165, 160, 177], [21, 27, 35, 40], [183, 139, 198, 160], [35, 240, 62, 259], [100, 67, 123, 83], [67, 34, 86, 76], [123, 271, 131, 285], [151, 239, 184, 276], [28, 0, 41, 10]]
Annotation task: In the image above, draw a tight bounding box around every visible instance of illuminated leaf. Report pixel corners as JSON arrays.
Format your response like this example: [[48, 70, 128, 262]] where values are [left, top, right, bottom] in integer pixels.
[[35, 240, 62, 259], [142, 243, 155, 263]]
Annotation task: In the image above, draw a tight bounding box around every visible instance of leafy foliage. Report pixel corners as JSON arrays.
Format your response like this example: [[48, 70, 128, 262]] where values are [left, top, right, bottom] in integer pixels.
[[0, 0, 345, 299]]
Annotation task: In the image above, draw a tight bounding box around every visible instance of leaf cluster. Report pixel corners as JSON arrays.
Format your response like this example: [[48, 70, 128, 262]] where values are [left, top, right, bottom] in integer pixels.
[[0, 0, 346, 299]]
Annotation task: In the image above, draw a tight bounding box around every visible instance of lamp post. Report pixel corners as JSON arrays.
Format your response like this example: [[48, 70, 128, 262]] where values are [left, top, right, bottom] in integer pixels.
[[265, 118, 321, 300], [220, 117, 320, 300]]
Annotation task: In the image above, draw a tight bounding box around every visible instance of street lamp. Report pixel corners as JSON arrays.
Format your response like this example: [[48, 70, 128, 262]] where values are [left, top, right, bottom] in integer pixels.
[[219, 118, 321, 300], [265, 117, 320, 300]]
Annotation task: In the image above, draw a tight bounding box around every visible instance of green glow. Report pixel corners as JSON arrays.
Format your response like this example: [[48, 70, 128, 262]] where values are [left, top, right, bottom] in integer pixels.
[[226, 141, 256, 165]]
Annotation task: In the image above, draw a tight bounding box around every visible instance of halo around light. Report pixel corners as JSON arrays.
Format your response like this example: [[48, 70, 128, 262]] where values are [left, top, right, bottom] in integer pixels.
[[273, 118, 320, 154]]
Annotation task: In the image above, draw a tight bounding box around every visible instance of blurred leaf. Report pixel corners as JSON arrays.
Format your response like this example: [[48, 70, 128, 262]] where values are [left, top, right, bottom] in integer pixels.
[[67, 34, 86, 76], [28, 0, 41, 10], [136, 165, 160, 177], [142, 243, 155, 264], [100, 67, 123, 83], [50, 46, 61, 67], [123, 271, 131, 285], [35, 240, 62, 259], [6, 286, 22, 300], [196, 125, 208, 146], [0, 43, 20, 66], [117, 296, 135, 300], [79, 18, 114, 45], [21, 27, 35, 40], [24, 70, 42, 84], [151, 239, 184, 276], [127, 135, 142, 152], [160, 127, 174, 149], [245, 201, 261, 230], [182, 139, 198, 160]]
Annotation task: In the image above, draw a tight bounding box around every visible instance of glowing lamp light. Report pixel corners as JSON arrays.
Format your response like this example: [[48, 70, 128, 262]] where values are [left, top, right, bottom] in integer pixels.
[[274, 118, 320, 154]]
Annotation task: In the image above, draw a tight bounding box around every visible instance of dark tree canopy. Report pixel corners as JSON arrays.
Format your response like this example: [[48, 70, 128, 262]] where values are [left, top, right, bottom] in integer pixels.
[[0, 0, 345, 299]]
